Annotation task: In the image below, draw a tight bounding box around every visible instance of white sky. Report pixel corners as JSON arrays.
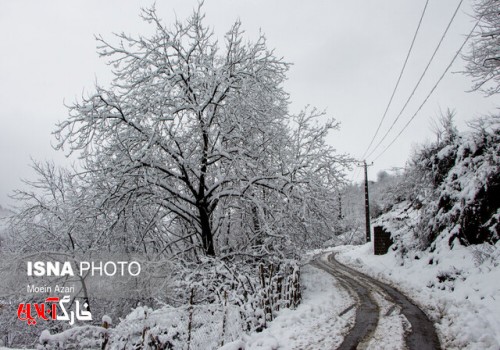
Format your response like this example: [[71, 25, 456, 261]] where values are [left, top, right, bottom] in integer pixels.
[[0, 0, 498, 207]]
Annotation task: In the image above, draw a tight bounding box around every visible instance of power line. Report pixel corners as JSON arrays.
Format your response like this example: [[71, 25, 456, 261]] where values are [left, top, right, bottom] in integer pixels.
[[349, 165, 361, 183], [360, 0, 430, 161], [365, 0, 464, 160], [370, 18, 481, 163]]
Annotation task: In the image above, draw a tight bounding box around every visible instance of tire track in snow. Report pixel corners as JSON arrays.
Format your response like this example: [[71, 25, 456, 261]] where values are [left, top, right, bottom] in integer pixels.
[[312, 253, 441, 350], [313, 258, 379, 349]]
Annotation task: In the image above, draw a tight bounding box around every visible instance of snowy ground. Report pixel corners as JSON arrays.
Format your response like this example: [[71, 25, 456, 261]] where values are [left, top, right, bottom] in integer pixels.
[[331, 240, 500, 350], [222, 264, 354, 350]]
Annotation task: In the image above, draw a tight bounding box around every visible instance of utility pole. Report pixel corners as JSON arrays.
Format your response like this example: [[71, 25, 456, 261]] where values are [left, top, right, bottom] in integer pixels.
[[363, 161, 372, 243], [337, 191, 343, 220]]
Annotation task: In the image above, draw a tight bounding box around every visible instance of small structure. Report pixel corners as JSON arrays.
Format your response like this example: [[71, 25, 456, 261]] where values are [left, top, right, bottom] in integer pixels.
[[373, 226, 392, 255]]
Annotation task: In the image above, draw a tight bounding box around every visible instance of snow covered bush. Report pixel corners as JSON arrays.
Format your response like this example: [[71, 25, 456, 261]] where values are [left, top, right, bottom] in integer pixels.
[[379, 114, 500, 251], [419, 116, 499, 247], [38, 326, 108, 350], [170, 256, 301, 333]]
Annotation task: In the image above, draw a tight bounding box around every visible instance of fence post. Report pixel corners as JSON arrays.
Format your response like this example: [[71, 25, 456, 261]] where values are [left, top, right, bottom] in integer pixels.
[[187, 288, 194, 350], [220, 290, 228, 347], [101, 318, 110, 350], [268, 263, 274, 320], [276, 275, 283, 312]]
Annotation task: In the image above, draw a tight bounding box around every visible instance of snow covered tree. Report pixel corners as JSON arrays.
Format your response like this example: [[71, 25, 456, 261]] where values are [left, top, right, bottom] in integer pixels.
[[463, 0, 500, 95], [2, 161, 177, 344], [54, 6, 347, 257], [8, 161, 89, 253]]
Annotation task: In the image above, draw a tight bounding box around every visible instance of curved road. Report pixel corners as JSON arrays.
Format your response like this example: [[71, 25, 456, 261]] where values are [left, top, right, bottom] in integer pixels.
[[312, 253, 441, 350]]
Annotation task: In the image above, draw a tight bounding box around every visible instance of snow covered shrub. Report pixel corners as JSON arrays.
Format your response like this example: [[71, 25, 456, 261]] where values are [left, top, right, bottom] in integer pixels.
[[37, 326, 108, 350], [104, 304, 243, 350], [394, 115, 500, 248], [428, 121, 499, 246], [171, 256, 301, 333]]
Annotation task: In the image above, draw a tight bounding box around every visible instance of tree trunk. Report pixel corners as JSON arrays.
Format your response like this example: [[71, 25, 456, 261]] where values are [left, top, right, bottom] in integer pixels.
[[252, 205, 263, 246], [198, 205, 215, 256]]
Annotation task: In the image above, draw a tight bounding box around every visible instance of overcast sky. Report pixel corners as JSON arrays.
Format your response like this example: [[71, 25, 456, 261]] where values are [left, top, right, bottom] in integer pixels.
[[0, 0, 498, 207]]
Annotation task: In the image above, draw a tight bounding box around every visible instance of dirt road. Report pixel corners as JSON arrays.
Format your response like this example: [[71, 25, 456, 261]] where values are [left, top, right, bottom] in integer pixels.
[[312, 253, 441, 350]]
